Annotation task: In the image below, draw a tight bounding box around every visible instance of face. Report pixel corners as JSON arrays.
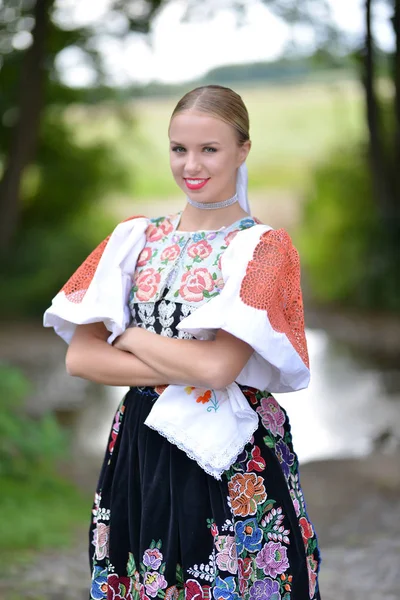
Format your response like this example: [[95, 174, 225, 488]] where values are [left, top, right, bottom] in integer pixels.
[[168, 110, 250, 204]]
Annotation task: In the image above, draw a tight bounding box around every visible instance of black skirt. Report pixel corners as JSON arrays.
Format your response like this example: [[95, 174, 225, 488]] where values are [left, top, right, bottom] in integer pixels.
[[89, 386, 321, 600]]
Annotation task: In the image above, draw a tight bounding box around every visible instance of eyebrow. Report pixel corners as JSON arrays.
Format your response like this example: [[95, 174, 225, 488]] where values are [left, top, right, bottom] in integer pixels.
[[169, 141, 221, 146]]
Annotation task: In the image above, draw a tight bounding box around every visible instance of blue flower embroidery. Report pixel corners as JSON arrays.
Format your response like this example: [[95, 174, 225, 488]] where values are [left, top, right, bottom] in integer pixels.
[[235, 518, 263, 554], [213, 576, 241, 600], [275, 439, 295, 480], [192, 232, 203, 242], [239, 218, 256, 229], [90, 565, 108, 600]]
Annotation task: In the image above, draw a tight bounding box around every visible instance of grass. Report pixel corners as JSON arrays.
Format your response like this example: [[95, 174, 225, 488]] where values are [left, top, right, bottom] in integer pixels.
[[66, 76, 366, 207]]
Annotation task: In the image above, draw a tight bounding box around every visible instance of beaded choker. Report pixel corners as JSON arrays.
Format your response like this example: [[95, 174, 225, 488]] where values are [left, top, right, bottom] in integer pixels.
[[186, 193, 238, 210]]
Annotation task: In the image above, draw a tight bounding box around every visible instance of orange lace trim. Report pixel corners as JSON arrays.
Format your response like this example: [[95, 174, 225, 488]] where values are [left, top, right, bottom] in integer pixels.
[[61, 215, 143, 304], [239, 229, 309, 368]]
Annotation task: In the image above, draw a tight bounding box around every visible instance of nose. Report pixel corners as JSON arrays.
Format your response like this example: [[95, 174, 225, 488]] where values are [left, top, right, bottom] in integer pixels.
[[184, 152, 202, 175]]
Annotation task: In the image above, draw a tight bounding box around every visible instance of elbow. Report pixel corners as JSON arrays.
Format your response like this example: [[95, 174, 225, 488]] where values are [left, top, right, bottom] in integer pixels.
[[65, 346, 83, 377], [202, 360, 238, 390]]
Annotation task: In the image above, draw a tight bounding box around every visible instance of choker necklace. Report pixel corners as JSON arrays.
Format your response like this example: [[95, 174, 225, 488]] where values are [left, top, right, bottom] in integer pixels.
[[186, 193, 238, 210]]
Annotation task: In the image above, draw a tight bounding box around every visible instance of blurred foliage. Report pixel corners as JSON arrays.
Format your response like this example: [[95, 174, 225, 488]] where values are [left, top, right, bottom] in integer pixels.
[[0, 363, 89, 560], [299, 131, 400, 312]]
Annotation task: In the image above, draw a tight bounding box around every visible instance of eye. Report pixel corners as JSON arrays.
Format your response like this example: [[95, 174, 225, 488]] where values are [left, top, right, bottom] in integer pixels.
[[203, 147, 217, 153], [171, 146, 185, 153]]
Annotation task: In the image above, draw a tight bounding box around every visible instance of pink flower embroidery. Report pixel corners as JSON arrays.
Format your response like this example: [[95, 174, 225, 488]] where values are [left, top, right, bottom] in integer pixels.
[[147, 219, 174, 242], [255, 541, 289, 578], [256, 396, 286, 437], [307, 554, 318, 598], [143, 548, 163, 570], [161, 244, 180, 262], [144, 572, 167, 598], [187, 240, 213, 260], [179, 268, 214, 302], [224, 229, 239, 246], [92, 522, 110, 561], [135, 268, 161, 302], [215, 535, 238, 574], [137, 247, 153, 267]]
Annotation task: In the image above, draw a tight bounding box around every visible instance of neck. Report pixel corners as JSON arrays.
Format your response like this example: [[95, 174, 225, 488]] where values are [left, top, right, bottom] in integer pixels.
[[177, 203, 249, 232]]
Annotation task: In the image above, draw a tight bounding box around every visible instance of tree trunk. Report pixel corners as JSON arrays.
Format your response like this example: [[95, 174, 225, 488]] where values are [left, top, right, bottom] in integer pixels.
[[0, 0, 52, 251], [362, 0, 394, 225], [393, 0, 400, 214]]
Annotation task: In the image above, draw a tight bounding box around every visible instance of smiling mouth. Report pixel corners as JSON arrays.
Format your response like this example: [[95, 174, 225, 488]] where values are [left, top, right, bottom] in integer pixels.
[[184, 178, 210, 190]]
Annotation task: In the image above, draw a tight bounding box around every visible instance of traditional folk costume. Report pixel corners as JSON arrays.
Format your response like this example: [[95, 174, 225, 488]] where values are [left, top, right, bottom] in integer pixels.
[[44, 167, 321, 600]]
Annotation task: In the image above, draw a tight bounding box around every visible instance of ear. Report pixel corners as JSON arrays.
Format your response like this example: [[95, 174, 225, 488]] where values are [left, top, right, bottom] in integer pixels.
[[237, 140, 251, 166]]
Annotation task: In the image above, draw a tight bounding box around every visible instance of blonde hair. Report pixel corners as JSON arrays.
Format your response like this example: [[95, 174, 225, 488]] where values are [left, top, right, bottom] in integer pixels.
[[170, 85, 250, 146]]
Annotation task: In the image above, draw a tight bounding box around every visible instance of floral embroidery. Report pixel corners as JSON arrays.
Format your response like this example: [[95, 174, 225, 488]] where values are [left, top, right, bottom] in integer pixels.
[[179, 268, 216, 302], [239, 229, 309, 368], [137, 247, 153, 267], [134, 268, 162, 302], [255, 542, 289, 578], [249, 578, 281, 600], [91, 565, 108, 600], [92, 522, 110, 560], [256, 396, 285, 438], [187, 240, 213, 261], [228, 473, 267, 517], [143, 548, 163, 570], [275, 440, 295, 481], [109, 402, 125, 454], [246, 446, 266, 473], [237, 558, 252, 595], [215, 536, 238, 575], [161, 244, 181, 263], [212, 576, 240, 600], [184, 387, 220, 412], [235, 519, 263, 554]]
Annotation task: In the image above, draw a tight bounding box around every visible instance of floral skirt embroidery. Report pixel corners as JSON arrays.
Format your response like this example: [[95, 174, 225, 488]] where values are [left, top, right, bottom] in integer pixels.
[[89, 386, 321, 600]]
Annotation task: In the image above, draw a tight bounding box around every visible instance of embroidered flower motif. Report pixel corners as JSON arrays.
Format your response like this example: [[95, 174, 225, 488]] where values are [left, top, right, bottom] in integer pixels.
[[290, 489, 301, 517], [239, 229, 309, 368], [91, 565, 108, 600], [144, 572, 167, 598], [237, 558, 252, 595], [108, 573, 134, 600], [135, 268, 161, 302], [275, 439, 295, 480], [246, 446, 266, 472], [307, 554, 318, 599], [248, 579, 281, 600], [92, 522, 110, 561], [212, 576, 240, 600], [143, 548, 163, 570], [234, 518, 263, 554], [147, 219, 174, 242], [215, 535, 238, 575], [164, 586, 179, 600], [228, 473, 267, 517], [185, 579, 204, 600], [137, 247, 153, 267], [299, 517, 314, 546], [224, 230, 239, 246], [214, 277, 225, 292], [161, 244, 180, 262], [211, 522, 219, 537], [179, 268, 215, 302], [255, 541, 290, 578], [196, 390, 212, 404], [256, 396, 286, 438], [188, 240, 213, 261], [109, 404, 125, 454]]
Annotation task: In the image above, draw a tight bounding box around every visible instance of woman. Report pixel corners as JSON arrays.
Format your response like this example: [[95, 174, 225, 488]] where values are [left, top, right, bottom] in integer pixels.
[[44, 85, 321, 600]]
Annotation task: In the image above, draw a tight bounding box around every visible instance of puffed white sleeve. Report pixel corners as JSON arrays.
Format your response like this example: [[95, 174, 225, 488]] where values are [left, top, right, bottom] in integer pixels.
[[177, 224, 310, 393], [43, 216, 148, 344]]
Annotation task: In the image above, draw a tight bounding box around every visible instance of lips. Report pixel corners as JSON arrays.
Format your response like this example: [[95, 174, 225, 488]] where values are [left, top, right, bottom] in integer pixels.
[[184, 178, 210, 191]]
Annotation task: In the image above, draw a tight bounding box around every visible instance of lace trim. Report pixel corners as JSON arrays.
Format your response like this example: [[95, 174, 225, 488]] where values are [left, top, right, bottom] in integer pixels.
[[144, 418, 259, 480]]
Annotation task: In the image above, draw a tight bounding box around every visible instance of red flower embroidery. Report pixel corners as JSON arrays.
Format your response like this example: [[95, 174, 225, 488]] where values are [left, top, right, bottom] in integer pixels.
[[135, 268, 161, 302], [299, 517, 314, 545], [185, 579, 203, 600], [137, 247, 153, 267], [187, 240, 213, 260], [107, 574, 133, 600], [161, 244, 180, 262], [179, 268, 214, 302], [238, 557, 252, 594], [246, 446, 266, 472], [147, 218, 173, 243]]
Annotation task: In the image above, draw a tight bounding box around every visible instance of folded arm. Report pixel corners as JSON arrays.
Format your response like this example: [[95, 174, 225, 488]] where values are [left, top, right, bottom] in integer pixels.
[[66, 322, 168, 387], [113, 327, 254, 389]]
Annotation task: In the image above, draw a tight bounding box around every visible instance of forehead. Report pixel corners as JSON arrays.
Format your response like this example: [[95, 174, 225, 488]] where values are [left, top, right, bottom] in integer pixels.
[[169, 110, 235, 143]]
